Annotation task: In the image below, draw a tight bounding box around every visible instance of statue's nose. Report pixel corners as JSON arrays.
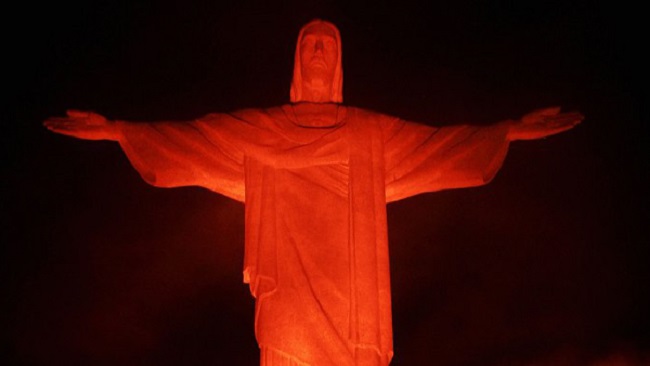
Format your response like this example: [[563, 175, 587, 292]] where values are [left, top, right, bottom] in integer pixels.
[[315, 39, 324, 53]]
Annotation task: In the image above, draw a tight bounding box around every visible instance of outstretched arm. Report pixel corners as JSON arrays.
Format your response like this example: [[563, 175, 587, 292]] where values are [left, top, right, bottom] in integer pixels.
[[383, 106, 584, 202], [506, 107, 583, 141], [44, 110, 120, 141], [43, 109, 247, 201]]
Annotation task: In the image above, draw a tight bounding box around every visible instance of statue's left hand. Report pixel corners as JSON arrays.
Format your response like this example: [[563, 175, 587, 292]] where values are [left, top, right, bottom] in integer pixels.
[[44, 110, 120, 141], [507, 107, 584, 141]]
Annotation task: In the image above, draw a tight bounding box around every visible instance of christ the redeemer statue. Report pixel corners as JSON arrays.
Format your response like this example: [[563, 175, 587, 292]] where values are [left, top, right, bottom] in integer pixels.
[[45, 19, 582, 366]]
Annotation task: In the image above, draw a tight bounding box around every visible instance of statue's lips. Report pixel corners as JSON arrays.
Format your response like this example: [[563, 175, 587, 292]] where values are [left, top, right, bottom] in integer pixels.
[[308, 58, 328, 69]]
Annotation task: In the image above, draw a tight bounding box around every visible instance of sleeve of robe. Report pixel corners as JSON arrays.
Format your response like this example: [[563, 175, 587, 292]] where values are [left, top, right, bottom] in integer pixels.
[[383, 117, 511, 202], [115, 113, 250, 202]]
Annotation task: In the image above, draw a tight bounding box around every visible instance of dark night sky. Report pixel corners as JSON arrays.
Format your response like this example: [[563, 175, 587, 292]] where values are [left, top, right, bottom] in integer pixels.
[[4, 1, 647, 365]]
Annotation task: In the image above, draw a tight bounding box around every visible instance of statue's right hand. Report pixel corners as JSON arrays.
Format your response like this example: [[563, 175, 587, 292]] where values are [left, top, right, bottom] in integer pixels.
[[44, 110, 119, 141]]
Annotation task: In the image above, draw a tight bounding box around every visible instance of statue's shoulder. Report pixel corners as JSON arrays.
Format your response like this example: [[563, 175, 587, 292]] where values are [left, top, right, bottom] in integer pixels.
[[227, 107, 277, 120], [344, 106, 402, 129], [196, 107, 282, 126], [344, 105, 395, 118]]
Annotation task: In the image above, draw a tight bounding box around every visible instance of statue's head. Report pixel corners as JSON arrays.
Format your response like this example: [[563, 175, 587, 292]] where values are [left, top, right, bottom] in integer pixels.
[[290, 19, 343, 104]]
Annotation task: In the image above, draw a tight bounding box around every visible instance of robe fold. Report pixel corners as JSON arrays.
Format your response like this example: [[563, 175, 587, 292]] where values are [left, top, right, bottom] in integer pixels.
[[116, 105, 510, 366]]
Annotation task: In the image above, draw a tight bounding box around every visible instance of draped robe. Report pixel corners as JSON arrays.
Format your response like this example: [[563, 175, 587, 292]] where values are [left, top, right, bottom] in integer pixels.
[[116, 104, 510, 366]]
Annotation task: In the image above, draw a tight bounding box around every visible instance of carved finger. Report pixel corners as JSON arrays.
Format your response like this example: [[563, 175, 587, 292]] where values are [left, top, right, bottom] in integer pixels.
[[549, 113, 583, 127], [47, 127, 81, 137], [538, 106, 561, 116], [67, 109, 89, 118]]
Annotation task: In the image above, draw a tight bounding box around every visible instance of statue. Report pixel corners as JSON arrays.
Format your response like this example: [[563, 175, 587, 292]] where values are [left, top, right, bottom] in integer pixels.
[[44, 19, 583, 366]]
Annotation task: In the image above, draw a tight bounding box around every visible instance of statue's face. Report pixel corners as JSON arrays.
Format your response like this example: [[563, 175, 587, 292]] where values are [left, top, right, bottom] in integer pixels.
[[299, 23, 338, 88]]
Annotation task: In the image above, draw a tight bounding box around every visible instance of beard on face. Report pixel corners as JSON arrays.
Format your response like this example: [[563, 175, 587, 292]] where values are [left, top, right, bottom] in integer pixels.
[[303, 62, 332, 87]]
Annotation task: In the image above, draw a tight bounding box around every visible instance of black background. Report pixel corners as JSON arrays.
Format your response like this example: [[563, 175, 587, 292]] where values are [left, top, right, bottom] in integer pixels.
[[5, 1, 647, 365]]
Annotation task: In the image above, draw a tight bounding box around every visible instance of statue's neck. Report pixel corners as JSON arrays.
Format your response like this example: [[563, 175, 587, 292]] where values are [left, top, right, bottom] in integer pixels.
[[288, 102, 345, 128], [300, 82, 332, 103]]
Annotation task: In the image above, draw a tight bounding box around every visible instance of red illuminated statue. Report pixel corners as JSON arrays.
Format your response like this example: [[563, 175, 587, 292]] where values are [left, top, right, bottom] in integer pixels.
[[45, 19, 582, 366]]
